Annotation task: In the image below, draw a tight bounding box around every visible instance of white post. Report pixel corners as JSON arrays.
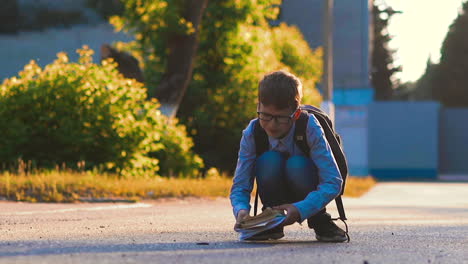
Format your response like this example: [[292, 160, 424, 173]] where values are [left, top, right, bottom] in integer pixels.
[[321, 100, 335, 124]]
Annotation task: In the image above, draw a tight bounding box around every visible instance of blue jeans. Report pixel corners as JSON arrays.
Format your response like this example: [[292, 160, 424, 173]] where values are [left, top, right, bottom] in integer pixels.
[[255, 151, 326, 222]]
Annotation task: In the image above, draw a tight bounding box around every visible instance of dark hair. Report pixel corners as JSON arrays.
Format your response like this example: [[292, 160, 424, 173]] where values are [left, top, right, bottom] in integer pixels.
[[258, 70, 303, 110]]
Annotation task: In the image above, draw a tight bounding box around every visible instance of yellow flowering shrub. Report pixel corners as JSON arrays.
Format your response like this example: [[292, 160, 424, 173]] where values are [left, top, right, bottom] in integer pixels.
[[0, 46, 203, 177]]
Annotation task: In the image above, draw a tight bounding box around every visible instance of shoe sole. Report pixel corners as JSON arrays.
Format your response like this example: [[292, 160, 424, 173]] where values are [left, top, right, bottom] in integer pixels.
[[244, 232, 285, 241], [315, 234, 348, 243]]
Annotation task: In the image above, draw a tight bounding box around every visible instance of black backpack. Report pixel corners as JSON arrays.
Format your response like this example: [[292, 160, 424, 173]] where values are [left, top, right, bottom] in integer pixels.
[[253, 105, 349, 238]]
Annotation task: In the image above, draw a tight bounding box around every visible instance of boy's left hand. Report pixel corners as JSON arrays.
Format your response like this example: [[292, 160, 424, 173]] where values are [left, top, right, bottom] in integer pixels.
[[272, 204, 300, 226]]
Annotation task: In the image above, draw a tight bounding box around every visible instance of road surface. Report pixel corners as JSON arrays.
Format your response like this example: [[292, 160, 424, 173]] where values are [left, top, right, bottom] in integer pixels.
[[1, 182, 467, 264]]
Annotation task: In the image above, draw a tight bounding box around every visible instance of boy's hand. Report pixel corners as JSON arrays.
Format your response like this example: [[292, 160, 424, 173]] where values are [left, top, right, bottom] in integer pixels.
[[273, 204, 301, 226], [234, 209, 249, 229]]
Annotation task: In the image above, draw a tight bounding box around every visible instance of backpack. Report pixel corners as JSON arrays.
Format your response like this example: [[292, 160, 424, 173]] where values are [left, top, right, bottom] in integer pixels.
[[253, 105, 349, 239]]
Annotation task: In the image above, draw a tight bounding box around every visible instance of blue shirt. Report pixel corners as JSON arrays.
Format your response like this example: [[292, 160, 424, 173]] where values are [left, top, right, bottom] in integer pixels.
[[229, 114, 343, 222]]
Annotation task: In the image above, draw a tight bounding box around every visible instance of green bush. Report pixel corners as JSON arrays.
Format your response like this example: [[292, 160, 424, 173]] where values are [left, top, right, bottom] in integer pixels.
[[152, 118, 204, 178], [0, 46, 203, 177]]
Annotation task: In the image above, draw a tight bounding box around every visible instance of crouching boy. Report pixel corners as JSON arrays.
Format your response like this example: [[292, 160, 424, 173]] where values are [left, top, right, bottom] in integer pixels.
[[230, 70, 347, 242]]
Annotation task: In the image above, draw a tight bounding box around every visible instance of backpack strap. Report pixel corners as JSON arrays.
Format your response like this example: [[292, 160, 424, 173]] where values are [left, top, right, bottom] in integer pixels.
[[311, 113, 348, 195], [253, 119, 269, 156], [253, 119, 268, 216], [294, 111, 311, 156]]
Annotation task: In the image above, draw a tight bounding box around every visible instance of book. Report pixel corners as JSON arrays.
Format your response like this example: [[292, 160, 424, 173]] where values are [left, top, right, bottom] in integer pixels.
[[234, 207, 286, 240]]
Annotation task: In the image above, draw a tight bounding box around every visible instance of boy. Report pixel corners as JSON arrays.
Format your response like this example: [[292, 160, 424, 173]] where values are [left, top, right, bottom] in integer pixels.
[[230, 70, 347, 242]]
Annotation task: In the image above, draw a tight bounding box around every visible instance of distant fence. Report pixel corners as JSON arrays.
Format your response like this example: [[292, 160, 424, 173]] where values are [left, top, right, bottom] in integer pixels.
[[368, 101, 468, 180], [368, 102, 440, 180], [335, 105, 368, 176], [439, 108, 468, 175]]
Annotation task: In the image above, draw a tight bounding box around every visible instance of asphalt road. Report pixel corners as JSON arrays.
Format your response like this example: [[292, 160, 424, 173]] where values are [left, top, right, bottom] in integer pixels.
[[1, 182, 467, 264]]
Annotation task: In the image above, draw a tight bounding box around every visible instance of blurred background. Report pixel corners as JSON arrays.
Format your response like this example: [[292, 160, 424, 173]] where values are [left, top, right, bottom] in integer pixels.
[[1, 0, 467, 186]]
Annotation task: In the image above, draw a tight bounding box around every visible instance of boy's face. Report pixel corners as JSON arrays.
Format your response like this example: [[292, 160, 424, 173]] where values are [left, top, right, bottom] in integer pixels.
[[257, 103, 299, 139]]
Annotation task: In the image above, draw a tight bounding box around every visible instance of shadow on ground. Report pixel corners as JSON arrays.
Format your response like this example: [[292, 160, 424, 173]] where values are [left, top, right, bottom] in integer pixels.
[[0, 239, 329, 257]]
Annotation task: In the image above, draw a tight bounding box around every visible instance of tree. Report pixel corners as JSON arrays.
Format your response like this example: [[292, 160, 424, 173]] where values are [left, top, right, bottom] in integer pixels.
[[100, 43, 145, 83], [410, 57, 439, 100], [111, 0, 209, 117], [371, 3, 401, 101], [111, 1, 323, 172], [152, 0, 209, 117], [432, 1, 468, 107], [176, 2, 322, 171]]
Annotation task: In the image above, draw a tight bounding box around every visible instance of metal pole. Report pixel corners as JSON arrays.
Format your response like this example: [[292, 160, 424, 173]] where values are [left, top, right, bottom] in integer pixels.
[[321, 0, 335, 122], [324, 0, 333, 101]]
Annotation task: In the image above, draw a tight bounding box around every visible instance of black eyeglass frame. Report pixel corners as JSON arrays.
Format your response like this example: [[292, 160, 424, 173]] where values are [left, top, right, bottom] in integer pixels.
[[256, 108, 299, 124]]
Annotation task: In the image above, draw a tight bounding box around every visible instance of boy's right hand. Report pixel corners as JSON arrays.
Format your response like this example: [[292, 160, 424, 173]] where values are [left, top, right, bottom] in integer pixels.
[[234, 209, 249, 229]]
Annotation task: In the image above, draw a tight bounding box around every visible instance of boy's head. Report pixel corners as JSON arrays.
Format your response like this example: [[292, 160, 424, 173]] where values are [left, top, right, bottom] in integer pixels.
[[257, 71, 303, 139], [258, 70, 303, 111]]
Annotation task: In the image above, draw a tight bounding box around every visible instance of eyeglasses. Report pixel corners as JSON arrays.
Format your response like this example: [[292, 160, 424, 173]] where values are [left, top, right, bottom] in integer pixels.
[[257, 109, 298, 124]]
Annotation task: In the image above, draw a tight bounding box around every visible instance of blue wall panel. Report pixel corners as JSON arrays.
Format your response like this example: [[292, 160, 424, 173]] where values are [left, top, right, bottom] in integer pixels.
[[439, 108, 468, 174], [280, 0, 372, 98], [368, 102, 440, 180]]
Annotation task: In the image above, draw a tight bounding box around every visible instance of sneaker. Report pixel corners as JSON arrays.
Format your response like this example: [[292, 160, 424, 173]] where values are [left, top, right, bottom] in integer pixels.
[[308, 213, 348, 242], [244, 226, 284, 241]]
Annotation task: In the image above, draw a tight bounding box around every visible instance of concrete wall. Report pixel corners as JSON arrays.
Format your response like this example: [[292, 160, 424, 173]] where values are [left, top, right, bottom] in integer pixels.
[[19, 0, 88, 9], [16, 0, 103, 26], [280, 0, 373, 103], [335, 106, 368, 176], [368, 102, 440, 180], [280, 0, 374, 176], [0, 23, 133, 82]]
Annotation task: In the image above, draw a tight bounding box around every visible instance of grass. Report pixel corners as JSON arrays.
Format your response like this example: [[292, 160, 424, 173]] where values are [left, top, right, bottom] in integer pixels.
[[0, 170, 376, 203], [342, 175, 377, 197]]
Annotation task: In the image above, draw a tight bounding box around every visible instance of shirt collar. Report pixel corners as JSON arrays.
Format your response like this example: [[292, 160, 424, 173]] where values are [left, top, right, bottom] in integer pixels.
[[268, 122, 296, 148]]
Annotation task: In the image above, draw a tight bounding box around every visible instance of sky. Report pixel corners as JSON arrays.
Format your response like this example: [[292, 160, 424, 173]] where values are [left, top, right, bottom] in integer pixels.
[[381, 0, 465, 83]]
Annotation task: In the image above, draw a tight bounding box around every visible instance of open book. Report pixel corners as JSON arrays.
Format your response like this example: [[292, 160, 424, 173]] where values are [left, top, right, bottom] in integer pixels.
[[234, 208, 286, 240]]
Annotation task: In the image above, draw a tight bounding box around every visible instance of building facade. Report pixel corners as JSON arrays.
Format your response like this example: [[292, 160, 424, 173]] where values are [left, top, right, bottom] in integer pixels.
[[280, 0, 374, 175]]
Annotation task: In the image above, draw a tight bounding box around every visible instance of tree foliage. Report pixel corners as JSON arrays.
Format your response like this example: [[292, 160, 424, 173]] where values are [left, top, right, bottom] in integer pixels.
[[371, 4, 401, 101], [111, 0, 323, 172], [177, 3, 322, 171], [110, 0, 199, 94], [431, 1, 468, 106], [408, 57, 439, 100]]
